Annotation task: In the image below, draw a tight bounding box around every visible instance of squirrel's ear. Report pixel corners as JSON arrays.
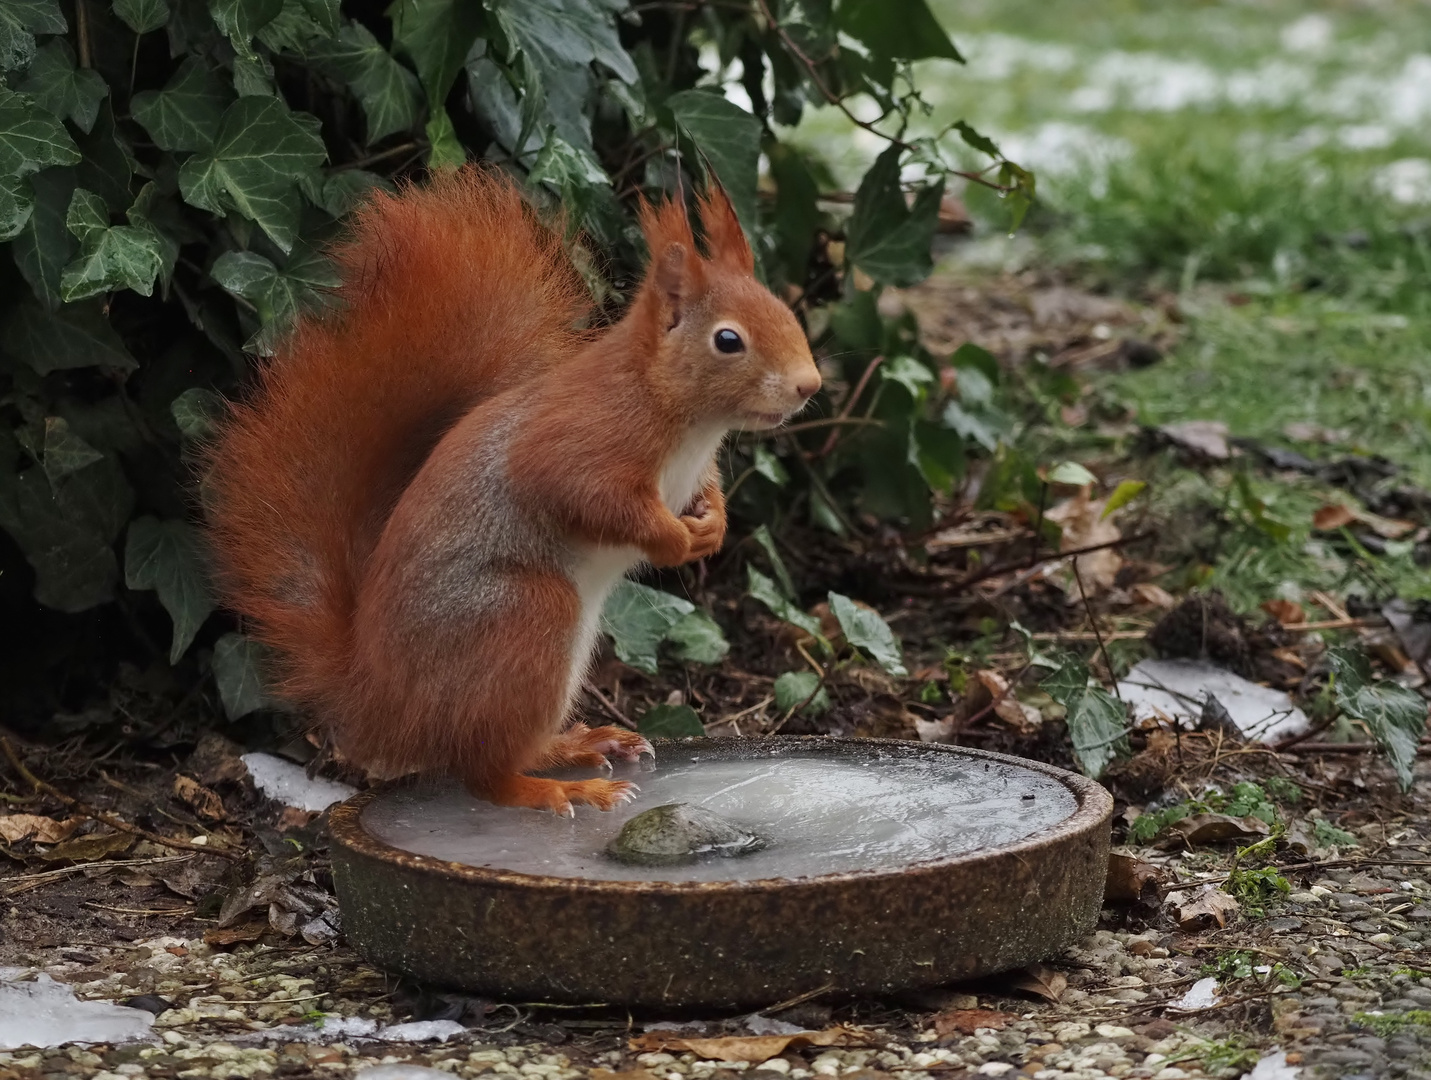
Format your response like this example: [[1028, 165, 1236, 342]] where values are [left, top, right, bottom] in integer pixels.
[[639, 195, 699, 330], [697, 184, 753, 273], [654, 241, 689, 329]]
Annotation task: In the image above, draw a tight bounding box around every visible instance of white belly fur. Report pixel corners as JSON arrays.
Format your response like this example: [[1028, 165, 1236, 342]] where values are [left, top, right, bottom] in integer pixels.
[[561, 424, 728, 717]]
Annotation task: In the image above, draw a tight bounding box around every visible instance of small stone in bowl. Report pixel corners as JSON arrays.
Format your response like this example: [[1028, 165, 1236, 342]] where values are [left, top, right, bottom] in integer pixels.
[[606, 803, 767, 866]]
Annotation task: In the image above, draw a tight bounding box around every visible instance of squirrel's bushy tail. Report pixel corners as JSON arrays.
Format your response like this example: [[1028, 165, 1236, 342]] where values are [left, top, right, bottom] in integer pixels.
[[206, 167, 591, 713]]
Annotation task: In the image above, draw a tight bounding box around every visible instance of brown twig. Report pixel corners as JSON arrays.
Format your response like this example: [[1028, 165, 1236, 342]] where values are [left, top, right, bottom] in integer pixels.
[[75, 0, 92, 68], [585, 683, 638, 731], [818, 354, 885, 457], [1072, 557, 1121, 700], [335, 141, 421, 173], [0, 735, 241, 862], [753, 0, 1010, 192], [950, 530, 1156, 592]]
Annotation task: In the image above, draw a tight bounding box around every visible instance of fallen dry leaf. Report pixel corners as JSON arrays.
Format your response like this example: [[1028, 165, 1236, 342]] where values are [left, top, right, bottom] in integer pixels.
[[1312, 503, 1358, 531], [1009, 963, 1067, 1003], [1260, 599, 1305, 626], [0, 813, 81, 845], [1161, 812, 1270, 847], [1160, 419, 1230, 460], [1170, 885, 1239, 931], [629, 1026, 869, 1064], [1283, 422, 1349, 445], [173, 775, 226, 822], [1312, 503, 1415, 539], [1104, 853, 1162, 904], [932, 1009, 1015, 1037], [38, 830, 135, 862], [1046, 487, 1122, 595], [1271, 647, 1307, 670], [1131, 583, 1177, 610]]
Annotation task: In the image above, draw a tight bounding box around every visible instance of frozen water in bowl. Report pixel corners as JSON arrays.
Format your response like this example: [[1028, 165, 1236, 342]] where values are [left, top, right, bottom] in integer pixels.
[[361, 746, 1078, 883]]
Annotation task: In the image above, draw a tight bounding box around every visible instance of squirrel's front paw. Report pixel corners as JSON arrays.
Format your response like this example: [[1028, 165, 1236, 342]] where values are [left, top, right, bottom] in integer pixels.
[[680, 507, 726, 562]]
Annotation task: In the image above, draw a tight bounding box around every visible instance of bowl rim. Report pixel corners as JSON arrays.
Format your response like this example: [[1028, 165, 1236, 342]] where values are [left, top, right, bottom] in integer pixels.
[[328, 735, 1113, 896]]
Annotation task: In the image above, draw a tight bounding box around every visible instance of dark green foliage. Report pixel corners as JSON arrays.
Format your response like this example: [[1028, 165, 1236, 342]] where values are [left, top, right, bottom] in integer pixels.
[[0, 0, 1028, 721]]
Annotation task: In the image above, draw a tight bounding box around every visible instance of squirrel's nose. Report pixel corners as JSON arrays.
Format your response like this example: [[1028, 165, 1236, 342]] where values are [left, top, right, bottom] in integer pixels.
[[794, 375, 820, 400]]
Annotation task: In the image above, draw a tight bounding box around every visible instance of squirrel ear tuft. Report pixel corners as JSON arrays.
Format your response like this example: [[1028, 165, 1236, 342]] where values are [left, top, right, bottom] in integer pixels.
[[697, 184, 753, 273], [639, 196, 700, 329]]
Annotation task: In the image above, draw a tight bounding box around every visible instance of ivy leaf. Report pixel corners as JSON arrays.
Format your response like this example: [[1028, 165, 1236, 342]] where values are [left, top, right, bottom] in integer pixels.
[[212, 631, 272, 719], [846, 144, 944, 287], [0, 454, 133, 612], [210, 244, 336, 346], [19, 39, 108, 133], [490, 0, 637, 88], [746, 565, 823, 641], [752, 445, 789, 488], [0, 299, 136, 373], [828, 592, 906, 676], [1330, 647, 1428, 793], [835, 0, 962, 63], [12, 164, 75, 306], [638, 703, 704, 739], [667, 89, 761, 234], [424, 108, 465, 169], [774, 670, 829, 716], [1047, 460, 1097, 487], [387, 0, 483, 104], [749, 524, 796, 598], [58, 188, 165, 300], [666, 609, 729, 665], [114, 0, 170, 33], [599, 579, 694, 674], [125, 516, 215, 662], [171, 387, 225, 441], [0, 172, 30, 239], [309, 20, 423, 144], [131, 58, 233, 153], [178, 95, 327, 251], [39, 416, 103, 484], [318, 169, 391, 217], [528, 131, 608, 193], [0, 86, 82, 178], [0, 0, 65, 73], [1041, 655, 1129, 779], [209, 0, 283, 55]]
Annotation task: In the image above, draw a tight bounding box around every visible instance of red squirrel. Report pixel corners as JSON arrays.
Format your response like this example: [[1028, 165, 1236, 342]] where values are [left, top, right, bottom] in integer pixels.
[[207, 167, 820, 815]]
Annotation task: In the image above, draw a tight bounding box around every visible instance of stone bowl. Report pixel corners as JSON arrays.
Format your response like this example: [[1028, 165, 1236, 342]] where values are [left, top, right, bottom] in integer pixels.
[[329, 736, 1111, 1009]]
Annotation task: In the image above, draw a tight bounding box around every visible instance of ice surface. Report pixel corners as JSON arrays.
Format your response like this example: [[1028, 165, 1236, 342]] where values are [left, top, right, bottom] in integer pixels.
[[1117, 659, 1310, 744], [0, 975, 155, 1049], [363, 749, 1077, 883], [241, 752, 356, 811]]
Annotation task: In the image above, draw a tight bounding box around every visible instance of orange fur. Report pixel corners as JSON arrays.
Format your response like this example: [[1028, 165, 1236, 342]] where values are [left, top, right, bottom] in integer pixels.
[[206, 167, 819, 815]]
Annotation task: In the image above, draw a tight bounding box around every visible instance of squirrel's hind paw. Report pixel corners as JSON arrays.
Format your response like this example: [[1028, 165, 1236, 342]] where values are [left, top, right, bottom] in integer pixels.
[[485, 774, 639, 815]]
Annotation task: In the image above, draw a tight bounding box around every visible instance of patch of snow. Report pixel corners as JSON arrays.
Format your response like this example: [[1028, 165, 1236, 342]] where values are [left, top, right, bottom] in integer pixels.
[[961, 33, 1078, 81], [1281, 15, 1334, 55], [1117, 658, 1310, 744], [0, 975, 155, 1049], [377, 1020, 469, 1043], [1242, 1050, 1301, 1079], [1375, 158, 1431, 205], [240, 752, 356, 812], [745, 1013, 807, 1036], [1071, 51, 1222, 112], [1172, 976, 1220, 1011], [988, 122, 1132, 180], [1337, 124, 1394, 150], [356, 1067, 453, 1080], [242, 1015, 466, 1045]]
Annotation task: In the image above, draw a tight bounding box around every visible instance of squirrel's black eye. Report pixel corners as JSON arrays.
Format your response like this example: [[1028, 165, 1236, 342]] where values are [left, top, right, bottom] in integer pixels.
[[713, 328, 744, 354]]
